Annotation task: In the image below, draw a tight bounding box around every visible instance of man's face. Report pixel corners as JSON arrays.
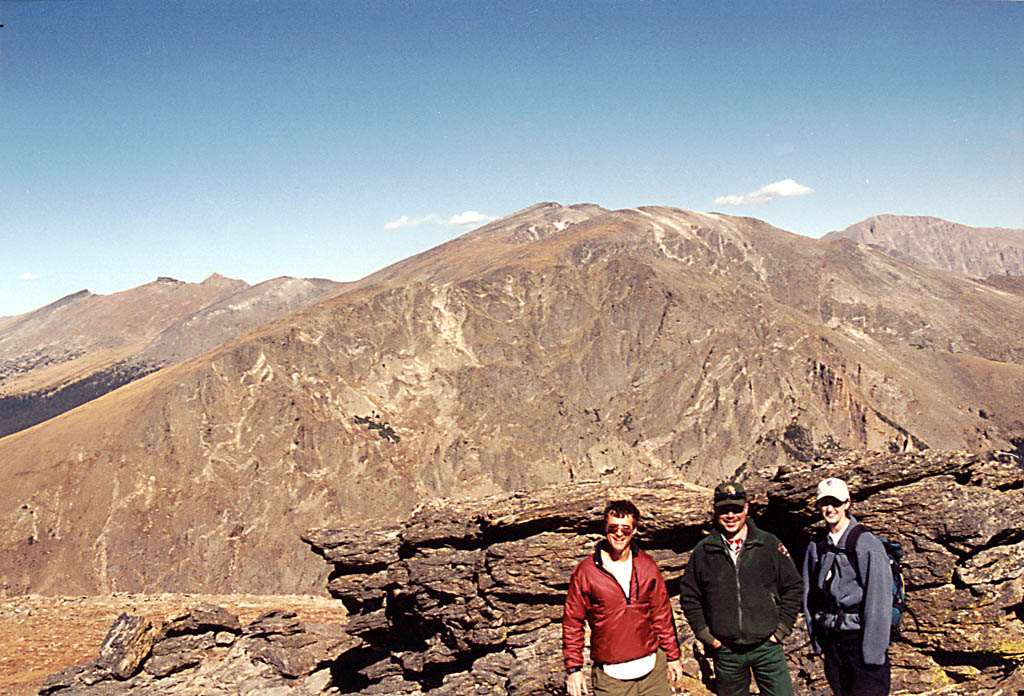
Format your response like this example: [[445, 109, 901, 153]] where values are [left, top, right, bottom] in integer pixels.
[[817, 497, 851, 526], [715, 502, 748, 537], [605, 513, 635, 555]]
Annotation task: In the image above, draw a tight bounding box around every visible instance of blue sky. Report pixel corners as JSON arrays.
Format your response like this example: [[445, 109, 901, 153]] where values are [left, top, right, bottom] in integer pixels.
[[1, 1, 1021, 318]]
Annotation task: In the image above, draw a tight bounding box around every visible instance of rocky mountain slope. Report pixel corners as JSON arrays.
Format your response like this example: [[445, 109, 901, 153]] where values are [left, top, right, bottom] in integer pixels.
[[0, 275, 343, 438], [2, 203, 1023, 597], [38, 445, 1024, 695], [824, 214, 1024, 278]]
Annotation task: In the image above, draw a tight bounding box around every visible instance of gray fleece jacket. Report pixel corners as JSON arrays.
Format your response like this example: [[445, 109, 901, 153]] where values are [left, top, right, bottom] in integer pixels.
[[802, 517, 893, 666]]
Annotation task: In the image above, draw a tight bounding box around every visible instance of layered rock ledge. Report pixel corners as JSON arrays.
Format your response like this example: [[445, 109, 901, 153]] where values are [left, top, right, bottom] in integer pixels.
[[39, 605, 357, 696], [39, 447, 1024, 695]]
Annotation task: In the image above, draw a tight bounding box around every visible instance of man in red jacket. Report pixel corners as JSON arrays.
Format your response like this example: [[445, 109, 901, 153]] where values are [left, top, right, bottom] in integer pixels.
[[563, 500, 684, 695]]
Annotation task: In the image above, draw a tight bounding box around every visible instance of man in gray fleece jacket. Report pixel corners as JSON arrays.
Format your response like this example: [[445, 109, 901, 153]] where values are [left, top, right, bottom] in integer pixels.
[[802, 477, 893, 696]]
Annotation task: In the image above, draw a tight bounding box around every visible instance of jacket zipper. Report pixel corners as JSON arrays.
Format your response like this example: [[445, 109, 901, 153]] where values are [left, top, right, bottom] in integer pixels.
[[734, 552, 743, 631], [596, 552, 636, 605]]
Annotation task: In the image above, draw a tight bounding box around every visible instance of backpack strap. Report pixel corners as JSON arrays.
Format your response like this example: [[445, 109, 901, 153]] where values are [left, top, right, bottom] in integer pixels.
[[808, 530, 830, 617], [842, 524, 867, 587], [815, 525, 866, 585], [811, 529, 828, 578]]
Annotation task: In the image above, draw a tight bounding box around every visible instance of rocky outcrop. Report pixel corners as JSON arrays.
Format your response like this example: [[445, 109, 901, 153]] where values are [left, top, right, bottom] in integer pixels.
[[301, 483, 706, 696], [303, 446, 1023, 695], [39, 604, 357, 696], [41, 446, 1024, 694]]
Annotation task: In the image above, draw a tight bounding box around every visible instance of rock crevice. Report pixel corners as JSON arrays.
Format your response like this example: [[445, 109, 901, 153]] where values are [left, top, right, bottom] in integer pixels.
[[40, 447, 1024, 695]]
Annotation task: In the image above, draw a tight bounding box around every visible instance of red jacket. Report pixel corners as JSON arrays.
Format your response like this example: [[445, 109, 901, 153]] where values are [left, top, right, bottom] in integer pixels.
[[562, 543, 680, 669]]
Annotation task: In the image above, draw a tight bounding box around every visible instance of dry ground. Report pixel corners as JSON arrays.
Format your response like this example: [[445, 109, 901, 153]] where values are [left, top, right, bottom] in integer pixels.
[[0, 593, 348, 696]]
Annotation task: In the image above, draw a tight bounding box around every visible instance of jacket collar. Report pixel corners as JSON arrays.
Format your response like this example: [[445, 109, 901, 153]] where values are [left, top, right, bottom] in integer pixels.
[[592, 540, 639, 604], [707, 517, 763, 551], [592, 539, 638, 566], [826, 516, 860, 549]]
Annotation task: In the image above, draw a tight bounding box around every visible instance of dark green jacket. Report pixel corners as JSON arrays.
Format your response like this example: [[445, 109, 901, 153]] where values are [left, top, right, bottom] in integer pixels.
[[679, 518, 803, 647]]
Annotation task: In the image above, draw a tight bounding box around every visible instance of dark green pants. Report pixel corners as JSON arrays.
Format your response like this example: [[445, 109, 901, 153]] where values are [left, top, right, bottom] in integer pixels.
[[591, 649, 671, 696], [712, 640, 794, 696]]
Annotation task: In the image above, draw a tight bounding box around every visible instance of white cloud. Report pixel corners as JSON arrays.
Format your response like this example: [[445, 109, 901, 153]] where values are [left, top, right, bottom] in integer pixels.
[[385, 210, 497, 230], [448, 210, 496, 226], [384, 214, 439, 230], [715, 178, 814, 206], [18, 273, 41, 280]]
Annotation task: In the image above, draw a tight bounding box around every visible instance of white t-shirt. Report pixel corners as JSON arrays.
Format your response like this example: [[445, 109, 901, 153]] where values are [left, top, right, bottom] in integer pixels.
[[603, 652, 657, 680], [605, 551, 633, 596], [600, 551, 657, 680], [829, 520, 851, 547], [825, 521, 852, 582]]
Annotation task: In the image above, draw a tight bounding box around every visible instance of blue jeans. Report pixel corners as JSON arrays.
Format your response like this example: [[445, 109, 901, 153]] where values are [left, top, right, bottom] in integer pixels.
[[711, 639, 794, 696]]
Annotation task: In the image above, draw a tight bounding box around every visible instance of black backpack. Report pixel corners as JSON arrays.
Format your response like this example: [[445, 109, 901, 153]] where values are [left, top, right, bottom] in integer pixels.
[[813, 525, 906, 632]]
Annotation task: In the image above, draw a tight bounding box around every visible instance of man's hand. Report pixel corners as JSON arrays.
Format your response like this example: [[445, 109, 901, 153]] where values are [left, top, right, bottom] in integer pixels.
[[710, 638, 722, 649], [566, 669, 588, 696], [666, 658, 684, 689]]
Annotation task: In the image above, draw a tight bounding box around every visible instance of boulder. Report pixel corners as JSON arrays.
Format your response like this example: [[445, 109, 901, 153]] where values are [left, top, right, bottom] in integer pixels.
[[96, 614, 158, 680], [36, 603, 356, 695]]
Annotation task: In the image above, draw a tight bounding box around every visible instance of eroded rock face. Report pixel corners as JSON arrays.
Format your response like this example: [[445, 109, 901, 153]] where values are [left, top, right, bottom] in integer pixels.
[[303, 447, 1024, 695], [39, 604, 358, 696], [41, 447, 1024, 695]]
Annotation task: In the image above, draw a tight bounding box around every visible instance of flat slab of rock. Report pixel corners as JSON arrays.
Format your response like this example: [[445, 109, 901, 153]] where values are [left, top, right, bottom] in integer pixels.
[[96, 614, 158, 680]]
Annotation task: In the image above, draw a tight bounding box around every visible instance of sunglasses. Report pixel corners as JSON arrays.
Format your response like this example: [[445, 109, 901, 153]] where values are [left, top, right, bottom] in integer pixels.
[[606, 524, 635, 536]]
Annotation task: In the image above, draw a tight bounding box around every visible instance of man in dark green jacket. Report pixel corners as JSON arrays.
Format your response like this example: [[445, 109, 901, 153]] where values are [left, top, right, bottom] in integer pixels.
[[680, 482, 803, 696]]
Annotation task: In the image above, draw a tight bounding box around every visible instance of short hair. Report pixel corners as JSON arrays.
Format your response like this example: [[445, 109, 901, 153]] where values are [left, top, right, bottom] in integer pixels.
[[603, 500, 640, 525]]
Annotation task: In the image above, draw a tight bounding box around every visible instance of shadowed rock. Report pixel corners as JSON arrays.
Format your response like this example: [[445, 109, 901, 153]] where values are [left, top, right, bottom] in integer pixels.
[[96, 614, 158, 680], [38, 446, 1024, 694], [303, 447, 1024, 695], [38, 604, 357, 695]]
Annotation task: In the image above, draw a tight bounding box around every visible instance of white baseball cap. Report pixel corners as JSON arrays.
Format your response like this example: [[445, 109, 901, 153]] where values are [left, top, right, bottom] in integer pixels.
[[816, 477, 850, 502]]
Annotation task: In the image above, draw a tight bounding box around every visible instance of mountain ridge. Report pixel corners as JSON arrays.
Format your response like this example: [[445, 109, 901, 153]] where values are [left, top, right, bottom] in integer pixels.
[[2, 203, 1022, 596], [824, 213, 1024, 277], [0, 274, 343, 438]]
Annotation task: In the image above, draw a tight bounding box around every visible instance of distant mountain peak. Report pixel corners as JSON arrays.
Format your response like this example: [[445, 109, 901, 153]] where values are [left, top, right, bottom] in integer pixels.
[[47, 288, 93, 308], [0, 272, 340, 439], [201, 272, 244, 285], [824, 214, 1024, 277], [465, 201, 608, 243]]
